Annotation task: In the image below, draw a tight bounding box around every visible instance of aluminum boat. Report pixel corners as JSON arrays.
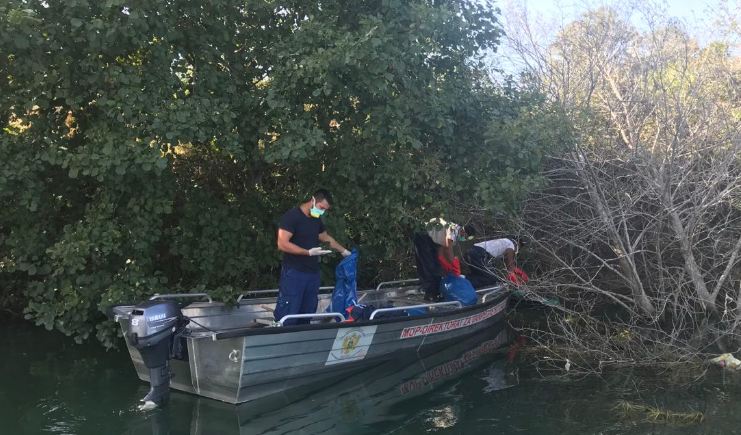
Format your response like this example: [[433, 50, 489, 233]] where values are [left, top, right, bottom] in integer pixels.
[[125, 324, 517, 434], [112, 279, 509, 406]]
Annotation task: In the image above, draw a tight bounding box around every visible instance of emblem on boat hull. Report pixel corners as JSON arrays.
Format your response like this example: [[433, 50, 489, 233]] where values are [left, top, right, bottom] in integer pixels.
[[326, 326, 377, 365]]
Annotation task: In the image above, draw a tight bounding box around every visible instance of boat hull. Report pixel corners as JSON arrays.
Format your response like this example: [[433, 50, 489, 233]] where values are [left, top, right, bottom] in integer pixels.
[[119, 290, 509, 404]]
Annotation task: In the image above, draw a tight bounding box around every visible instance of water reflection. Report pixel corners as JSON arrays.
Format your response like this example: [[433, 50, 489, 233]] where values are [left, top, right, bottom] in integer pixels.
[[7, 321, 741, 434], [124, 325, 517, 435]]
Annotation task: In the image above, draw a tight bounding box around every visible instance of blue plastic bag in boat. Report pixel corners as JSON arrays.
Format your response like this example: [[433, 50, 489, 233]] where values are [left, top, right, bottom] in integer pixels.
[[440, 274, 477, 306], [329, 249, 359, 314]]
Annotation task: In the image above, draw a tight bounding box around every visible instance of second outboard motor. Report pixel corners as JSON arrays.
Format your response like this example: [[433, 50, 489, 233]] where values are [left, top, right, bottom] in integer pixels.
[[124, 300, 187, 409]]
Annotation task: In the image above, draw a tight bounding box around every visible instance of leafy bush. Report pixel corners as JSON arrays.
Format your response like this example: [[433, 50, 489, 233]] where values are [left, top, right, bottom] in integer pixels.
[[1, 1, 563, 346]]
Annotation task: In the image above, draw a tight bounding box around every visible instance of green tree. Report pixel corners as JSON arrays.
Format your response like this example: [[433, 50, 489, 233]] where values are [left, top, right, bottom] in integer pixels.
[[1, 0, 558, 346]]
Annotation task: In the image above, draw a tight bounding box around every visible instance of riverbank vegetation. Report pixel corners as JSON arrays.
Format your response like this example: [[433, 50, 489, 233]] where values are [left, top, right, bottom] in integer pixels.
[[503, 1, 741, 370], [2, 0, 738, 362]]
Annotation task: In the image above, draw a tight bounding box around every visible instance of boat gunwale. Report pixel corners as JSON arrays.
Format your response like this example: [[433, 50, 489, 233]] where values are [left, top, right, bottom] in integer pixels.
[[196, 288, 510, 341]]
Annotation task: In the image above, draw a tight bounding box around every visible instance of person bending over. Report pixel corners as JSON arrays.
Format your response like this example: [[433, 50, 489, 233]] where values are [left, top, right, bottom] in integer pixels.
[[464, 236, 529, 287]]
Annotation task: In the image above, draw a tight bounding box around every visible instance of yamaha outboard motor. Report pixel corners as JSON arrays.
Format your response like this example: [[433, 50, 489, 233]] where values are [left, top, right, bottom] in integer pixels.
[[124, 300, 188, 409]]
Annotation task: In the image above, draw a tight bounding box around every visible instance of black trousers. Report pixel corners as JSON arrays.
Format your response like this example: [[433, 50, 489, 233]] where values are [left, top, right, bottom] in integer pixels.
[[464, 246, 501, 288], [413, 232, 441, 299]]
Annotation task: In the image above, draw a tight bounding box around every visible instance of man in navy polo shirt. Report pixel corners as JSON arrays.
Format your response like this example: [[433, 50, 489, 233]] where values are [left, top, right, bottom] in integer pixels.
[[275, 189, 351, 325]]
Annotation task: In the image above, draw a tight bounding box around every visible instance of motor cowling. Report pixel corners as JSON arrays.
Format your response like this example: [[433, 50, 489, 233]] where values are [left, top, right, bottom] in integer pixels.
[[125, 300, 187, 409]]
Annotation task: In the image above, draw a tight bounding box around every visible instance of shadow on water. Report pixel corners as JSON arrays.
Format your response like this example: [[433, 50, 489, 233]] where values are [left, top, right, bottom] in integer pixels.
[[6, 319, 741, 434]]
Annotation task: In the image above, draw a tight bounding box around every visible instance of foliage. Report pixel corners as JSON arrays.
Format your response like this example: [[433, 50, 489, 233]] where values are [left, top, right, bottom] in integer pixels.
[[504, 1, 741, 368], [1, 0, 559, 346]]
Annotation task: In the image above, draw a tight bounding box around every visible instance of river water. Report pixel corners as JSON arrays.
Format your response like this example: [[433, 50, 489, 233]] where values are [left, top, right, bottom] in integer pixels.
[[1, 320, 739, 435]]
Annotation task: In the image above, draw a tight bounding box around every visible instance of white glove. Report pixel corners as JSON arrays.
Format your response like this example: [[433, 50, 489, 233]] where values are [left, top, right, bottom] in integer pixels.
[[341, 249, 351, 257], [308, 247, 333, 256]]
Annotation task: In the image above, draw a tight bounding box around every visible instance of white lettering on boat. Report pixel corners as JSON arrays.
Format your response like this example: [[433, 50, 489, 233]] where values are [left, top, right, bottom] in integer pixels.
[[399, 300, 506, 339], [325, 325, 378, 366]]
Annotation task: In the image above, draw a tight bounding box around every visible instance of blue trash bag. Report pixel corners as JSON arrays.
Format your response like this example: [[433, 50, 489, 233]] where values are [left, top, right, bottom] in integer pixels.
[[329, 249, 359, 314], [440, 274, 477, 306]]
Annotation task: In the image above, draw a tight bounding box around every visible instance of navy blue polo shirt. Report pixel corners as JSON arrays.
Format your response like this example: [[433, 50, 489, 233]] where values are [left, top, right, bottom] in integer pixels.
[[279, 207, 326, 272]]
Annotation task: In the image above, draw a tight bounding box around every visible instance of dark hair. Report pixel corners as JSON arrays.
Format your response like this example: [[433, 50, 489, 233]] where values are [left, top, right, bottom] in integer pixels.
[[506, 235, 526, 249], [312, 189, 333, 205]]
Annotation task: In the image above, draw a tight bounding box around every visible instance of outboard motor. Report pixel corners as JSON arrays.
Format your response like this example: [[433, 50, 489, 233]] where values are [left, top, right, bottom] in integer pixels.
[[124, 300, 188, 409]]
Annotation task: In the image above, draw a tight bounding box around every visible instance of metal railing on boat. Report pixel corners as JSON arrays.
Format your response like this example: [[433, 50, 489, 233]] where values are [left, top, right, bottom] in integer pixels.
[[147, 282, 507, 309], [149, 293, 213, 303], [475, 284, 508, 303], [277, 312, 346, 326], [154, 279, 428, 305], [354, 278, 420, 303], [368, 301, 462, 320], [236, 286, 335, 302], [374, 278, 420, 291]]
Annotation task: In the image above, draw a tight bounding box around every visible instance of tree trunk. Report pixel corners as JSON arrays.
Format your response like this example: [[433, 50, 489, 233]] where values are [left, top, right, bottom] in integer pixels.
[[667, 207, 715, 312], [574, 151, 655, 316]]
